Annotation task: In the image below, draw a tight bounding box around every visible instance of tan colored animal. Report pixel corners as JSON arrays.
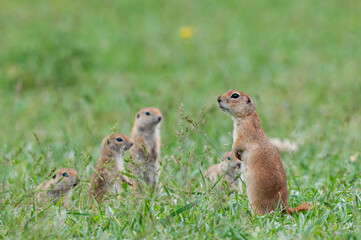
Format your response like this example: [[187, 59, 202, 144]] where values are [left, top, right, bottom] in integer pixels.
[[89, 133, 134, 203], [35, 168, 79, 206], [205, 152, 243, 192], [129, 107, 162, 189], [217, 90, 311, 215], [270, 138, 298, 153]]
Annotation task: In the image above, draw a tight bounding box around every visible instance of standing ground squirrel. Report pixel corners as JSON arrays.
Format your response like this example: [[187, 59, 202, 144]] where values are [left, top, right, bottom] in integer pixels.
[[129, 107, 162, 189], [89, 133, 134, 203], [35, 168, 79, 206], [217, 90, 311, 215], [205, 152, 243, 192]]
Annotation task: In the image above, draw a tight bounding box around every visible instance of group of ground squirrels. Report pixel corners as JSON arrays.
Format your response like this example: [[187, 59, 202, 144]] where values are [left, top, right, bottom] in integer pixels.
[[35, 90, 311, 215]]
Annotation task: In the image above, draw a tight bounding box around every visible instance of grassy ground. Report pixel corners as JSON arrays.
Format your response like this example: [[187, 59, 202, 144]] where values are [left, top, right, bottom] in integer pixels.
[[1, 0, 361, 238]]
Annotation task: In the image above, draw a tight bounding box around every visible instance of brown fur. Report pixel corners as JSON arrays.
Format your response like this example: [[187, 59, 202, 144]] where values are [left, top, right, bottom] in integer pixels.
[[35, 168, 79, 206], [89, 133, 134, 203], [217, 90, 311, 215], [129, 107, 162, 189], [205, 152, 243, 192]]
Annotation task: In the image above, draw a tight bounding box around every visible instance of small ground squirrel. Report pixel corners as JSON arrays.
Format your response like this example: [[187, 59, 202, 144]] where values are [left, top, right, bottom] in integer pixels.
[[269, 138, 298, 153], [205, 152, 243, 192], [35, 168, 79, 206], [129, 107, 162, 189], [217, 90, 311, 215], [89, 133, 134, 203]]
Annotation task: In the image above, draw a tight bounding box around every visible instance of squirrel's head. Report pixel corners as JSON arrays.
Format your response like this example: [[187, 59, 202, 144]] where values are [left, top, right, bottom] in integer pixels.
[[102, 133, 134, 154], [220, 152, 242, 173], [217, 90, 255, 118], [134, 107, 163, 131], [47, 168, 79, 199], [221, 152, 242, 177]]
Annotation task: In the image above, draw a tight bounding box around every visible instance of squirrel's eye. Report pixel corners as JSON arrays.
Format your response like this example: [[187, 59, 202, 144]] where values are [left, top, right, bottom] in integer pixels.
[[116, 137, 123, 142], [62, 172, 68, 177], [145, 111, 151, 116], [227, 157, 231, 160], [231, 93, 240, 99]]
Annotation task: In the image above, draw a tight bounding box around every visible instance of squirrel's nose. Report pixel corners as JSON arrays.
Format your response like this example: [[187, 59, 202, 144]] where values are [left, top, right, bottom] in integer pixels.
[[158, 116, 162, 122], [217, 96, 222, 103]]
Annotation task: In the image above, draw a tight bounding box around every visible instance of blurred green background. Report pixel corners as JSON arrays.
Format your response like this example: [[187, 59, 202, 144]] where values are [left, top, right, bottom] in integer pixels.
[[1, 0, 360, 238]]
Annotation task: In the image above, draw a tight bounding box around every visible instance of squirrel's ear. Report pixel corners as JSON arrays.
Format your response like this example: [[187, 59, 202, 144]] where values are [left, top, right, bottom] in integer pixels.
[[246, 96, 252, 104]]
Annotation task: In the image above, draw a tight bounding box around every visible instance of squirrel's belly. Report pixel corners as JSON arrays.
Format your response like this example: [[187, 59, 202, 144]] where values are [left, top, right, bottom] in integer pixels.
[[245, 168, 256, 205]]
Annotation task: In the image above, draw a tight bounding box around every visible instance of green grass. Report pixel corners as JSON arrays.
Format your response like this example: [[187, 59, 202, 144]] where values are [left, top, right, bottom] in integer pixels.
[[1, 0, 361, 238]]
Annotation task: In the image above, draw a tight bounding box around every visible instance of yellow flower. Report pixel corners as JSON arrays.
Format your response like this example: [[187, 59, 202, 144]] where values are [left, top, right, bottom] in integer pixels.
[[350, 152, 359, 162], [179, 26, 195, 39]]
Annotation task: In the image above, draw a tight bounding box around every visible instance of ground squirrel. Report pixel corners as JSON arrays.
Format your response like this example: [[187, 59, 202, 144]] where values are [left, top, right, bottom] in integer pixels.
[[35, 168, 79, 206], [129, 107, 162, 189], [270, 138, 298, 153], [89, 133, 134, 203], [217, 90, 311, 215], [205, 152, 243, 192]]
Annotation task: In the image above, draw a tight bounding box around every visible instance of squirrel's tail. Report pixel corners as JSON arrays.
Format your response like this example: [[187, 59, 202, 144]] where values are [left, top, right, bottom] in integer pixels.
[[285, 202, 312, 215]]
